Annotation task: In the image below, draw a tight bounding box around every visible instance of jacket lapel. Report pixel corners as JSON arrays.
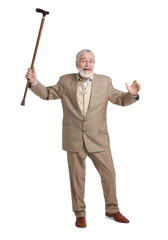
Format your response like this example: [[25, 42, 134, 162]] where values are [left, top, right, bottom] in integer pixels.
[[84, 73, 97, 119], [68, 74, 83, 118]]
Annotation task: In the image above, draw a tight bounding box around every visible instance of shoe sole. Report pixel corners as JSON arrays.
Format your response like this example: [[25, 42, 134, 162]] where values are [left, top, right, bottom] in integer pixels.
[[106, 214, 129, 223], [75, 224, 87, 228]]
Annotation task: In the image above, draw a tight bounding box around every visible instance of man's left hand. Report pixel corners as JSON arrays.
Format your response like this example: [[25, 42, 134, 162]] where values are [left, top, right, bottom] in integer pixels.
[[125, 80, 141, 96]]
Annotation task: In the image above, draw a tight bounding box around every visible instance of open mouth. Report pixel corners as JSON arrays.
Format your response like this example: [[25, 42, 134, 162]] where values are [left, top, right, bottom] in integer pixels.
[[83, 68, 91, 71]]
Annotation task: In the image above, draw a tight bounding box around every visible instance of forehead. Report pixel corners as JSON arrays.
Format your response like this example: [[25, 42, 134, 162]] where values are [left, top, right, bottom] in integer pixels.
[[79, 52, 94, 61]]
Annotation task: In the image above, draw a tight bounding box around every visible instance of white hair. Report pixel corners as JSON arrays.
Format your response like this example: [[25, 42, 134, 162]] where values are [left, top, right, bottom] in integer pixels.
[[76, 49, 95, 64]]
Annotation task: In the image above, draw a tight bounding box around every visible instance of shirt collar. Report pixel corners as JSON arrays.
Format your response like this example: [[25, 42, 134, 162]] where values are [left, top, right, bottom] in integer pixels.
[[77, 73, 93, 82]]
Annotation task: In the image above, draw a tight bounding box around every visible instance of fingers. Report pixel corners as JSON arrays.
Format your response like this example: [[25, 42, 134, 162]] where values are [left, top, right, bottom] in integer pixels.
[[125, 82, 130, 91], [25, 68, 34, 81], [26, 67, 36, 73], [25, 68, 32, 79], [25, 67, 38, 85], [132, 80, 141, 90], [31, 66, 36, 73], [133, 80, 140, 86], [27, 68, 34, 73], [126, 81, 141, 95]]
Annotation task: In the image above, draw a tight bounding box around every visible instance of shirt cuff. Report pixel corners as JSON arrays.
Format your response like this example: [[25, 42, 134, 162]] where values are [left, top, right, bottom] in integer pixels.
[[130, 94, 138, 99], [31, 80, 39, 87]]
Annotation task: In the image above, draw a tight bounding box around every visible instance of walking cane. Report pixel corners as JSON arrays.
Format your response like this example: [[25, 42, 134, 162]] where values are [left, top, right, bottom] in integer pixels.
[[21, 8, 49, 106]]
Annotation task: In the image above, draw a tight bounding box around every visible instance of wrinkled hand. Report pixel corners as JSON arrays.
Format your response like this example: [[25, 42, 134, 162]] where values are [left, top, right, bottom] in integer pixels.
[[125, 80, 141, 96], [25, 67, 38, 84]]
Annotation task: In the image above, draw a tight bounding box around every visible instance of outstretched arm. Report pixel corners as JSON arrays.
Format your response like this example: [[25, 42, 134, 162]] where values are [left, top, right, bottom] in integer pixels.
[[108, 78, 141, 106]]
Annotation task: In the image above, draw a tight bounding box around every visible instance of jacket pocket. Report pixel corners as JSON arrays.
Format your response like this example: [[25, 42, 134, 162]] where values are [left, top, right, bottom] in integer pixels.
[[98, 121, 108, 133]]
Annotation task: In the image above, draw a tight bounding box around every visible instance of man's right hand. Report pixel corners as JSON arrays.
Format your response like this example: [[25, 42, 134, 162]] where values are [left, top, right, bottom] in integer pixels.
[[25, 67, 38, 85]]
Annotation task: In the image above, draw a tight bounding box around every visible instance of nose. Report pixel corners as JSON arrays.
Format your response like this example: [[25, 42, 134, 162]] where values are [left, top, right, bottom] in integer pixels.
[[85, 61, 89, 67]]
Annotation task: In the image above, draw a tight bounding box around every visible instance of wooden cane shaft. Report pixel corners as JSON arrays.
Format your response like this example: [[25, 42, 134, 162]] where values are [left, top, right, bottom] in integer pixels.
[[30, 17, 45, 69], [21, 17, 45, 106]]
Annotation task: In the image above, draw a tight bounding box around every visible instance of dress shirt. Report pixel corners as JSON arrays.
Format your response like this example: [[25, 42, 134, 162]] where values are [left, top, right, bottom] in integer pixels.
[[77, 73, 93, 89]]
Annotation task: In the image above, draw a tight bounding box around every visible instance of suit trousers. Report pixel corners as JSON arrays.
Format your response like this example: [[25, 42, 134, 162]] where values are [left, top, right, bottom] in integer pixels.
[[67, 142, 119, 217]]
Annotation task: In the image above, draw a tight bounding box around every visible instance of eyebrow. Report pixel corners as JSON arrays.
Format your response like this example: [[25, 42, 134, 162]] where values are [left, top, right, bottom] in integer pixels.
[[81, 58, 94, 61]]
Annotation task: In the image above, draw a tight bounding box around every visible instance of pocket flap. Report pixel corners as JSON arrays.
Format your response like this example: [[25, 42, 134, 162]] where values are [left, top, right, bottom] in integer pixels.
[[98, 122, 107, 132]]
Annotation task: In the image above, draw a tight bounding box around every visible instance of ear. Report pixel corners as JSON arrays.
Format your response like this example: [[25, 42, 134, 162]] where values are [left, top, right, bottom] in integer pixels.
[[76, 61, 78, 69]]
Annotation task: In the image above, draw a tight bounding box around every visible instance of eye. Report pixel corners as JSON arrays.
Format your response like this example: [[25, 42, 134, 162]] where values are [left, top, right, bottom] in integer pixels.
[[89, 60, 94, 64]]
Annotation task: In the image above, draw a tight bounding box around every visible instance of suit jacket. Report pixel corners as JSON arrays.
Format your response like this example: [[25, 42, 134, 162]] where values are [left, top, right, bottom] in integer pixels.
[[30, 73, 139, 152]]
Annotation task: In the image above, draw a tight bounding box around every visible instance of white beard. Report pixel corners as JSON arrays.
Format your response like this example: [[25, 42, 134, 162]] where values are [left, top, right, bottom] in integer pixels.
[[78, 67, 94, 79]]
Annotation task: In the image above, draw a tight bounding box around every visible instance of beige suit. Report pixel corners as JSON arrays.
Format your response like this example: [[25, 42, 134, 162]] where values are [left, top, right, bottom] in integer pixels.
[[30, 73, 139, 152], [30, 73, 139, 217]]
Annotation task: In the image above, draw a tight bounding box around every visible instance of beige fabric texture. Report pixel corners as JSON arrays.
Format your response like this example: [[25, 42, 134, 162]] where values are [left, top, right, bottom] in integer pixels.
[[30, 73, 139, 152], [67, 142, 119, 217]]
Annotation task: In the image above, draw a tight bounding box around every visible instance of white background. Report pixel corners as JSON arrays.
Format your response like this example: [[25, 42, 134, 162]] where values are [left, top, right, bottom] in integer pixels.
[[1, 0, 168, 239]]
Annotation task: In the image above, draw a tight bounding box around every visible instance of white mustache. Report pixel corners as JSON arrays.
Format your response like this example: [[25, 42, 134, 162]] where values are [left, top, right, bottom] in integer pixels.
[[83, 67, 91, 70]]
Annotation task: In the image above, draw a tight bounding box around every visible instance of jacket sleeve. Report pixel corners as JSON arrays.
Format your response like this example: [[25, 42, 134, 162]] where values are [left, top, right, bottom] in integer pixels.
[[29, 77, 63, 100], [107, 78, 139, 106]]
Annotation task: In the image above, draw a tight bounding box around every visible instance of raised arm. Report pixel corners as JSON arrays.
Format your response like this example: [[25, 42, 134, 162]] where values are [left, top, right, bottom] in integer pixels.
[[25, 67, 63, 100]]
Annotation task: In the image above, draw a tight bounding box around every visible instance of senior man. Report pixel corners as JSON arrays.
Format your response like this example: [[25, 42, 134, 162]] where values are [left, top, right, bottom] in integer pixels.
[[25, 49, 141, 228]]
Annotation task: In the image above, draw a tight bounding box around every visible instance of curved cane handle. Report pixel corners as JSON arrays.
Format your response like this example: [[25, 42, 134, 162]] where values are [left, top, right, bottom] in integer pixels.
[[36, 8, 49, 17]]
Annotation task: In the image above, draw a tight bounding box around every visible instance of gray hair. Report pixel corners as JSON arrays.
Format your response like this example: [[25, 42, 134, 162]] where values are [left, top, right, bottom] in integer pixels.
[[76, 49, 95, 64]]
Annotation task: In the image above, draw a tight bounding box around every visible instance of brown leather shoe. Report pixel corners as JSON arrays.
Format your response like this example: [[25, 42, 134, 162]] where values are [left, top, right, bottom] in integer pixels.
[[75, 217, 87, 228], [106, 212, 129, 223]]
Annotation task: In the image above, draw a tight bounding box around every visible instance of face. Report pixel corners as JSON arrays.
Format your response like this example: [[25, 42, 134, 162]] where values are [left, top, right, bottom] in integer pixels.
[[76, 52, 95, 79]]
